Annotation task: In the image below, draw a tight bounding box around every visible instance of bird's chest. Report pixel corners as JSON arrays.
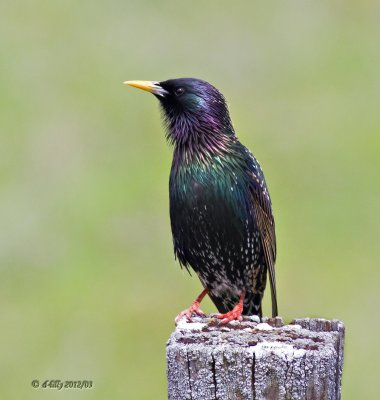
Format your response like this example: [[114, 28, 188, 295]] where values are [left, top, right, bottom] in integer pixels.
[[169, 161, 248, 250], [170, 164, 225, 221]]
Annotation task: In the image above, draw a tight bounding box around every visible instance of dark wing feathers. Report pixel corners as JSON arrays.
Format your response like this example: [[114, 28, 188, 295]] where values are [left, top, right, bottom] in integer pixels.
[[252, 195, 278, 317], [247, 158, 278, 317]]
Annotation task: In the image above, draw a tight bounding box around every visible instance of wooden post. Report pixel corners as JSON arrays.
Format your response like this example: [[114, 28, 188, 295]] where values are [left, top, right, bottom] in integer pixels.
[[166, 316, 344, 400]]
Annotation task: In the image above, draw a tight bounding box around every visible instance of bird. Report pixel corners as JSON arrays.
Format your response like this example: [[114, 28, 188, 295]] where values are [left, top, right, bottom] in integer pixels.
[[125, 78, 278, 324]]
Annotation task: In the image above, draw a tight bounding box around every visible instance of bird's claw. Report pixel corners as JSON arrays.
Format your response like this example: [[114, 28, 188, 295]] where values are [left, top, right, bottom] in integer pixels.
[[175, 302, 205, 323], [215, 310, 243, 325]]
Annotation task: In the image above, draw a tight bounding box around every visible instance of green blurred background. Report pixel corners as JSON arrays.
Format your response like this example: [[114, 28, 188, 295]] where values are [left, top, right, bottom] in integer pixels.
[[1, 1, 379, 399]]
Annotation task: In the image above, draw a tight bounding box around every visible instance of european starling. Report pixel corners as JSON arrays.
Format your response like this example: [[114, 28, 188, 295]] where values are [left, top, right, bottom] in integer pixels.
[[125, 78, 278, 323]]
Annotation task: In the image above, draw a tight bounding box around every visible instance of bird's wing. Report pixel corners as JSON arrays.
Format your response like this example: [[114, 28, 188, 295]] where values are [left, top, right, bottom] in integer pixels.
[[248, 167, 278, 318]]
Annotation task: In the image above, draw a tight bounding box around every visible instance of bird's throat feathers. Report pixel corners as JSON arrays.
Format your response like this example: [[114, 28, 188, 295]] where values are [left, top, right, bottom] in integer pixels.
[[163, 109, 236, 167]]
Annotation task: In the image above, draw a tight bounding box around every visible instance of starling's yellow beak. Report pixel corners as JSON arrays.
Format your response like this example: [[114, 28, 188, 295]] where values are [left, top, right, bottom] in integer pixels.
[[124, 80, 168, 97]]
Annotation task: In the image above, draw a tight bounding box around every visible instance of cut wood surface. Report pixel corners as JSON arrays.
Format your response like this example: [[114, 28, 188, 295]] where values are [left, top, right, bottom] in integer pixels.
[[166, 316, 344, 400]]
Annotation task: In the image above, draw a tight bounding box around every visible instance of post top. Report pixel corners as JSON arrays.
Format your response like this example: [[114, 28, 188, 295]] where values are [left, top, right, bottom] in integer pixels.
[[168, 315, 345, 354]]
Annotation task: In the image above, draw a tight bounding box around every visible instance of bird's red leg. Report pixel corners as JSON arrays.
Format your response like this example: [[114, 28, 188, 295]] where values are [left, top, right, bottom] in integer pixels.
[[175, 288, 209, 323], [215, 289, 246, 325]]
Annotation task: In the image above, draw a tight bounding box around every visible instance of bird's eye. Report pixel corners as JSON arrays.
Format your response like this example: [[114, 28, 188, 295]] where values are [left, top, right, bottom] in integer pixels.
[[174, 87, 185, 96]]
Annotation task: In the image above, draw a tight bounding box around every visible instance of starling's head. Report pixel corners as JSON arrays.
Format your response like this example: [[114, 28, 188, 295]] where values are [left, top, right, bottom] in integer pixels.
[[125, 78, 234, 147]]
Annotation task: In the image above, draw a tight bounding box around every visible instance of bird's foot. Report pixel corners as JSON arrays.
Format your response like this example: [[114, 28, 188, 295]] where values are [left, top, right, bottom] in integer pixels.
[[215, 289, 245, 325], [175, 288, 209, 324], [175, 302, 205, 323], [215, 306, 243, 324]]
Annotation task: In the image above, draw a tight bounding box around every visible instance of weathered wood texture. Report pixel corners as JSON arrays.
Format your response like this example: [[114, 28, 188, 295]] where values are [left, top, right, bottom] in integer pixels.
[[167, 316, 344, 400]]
